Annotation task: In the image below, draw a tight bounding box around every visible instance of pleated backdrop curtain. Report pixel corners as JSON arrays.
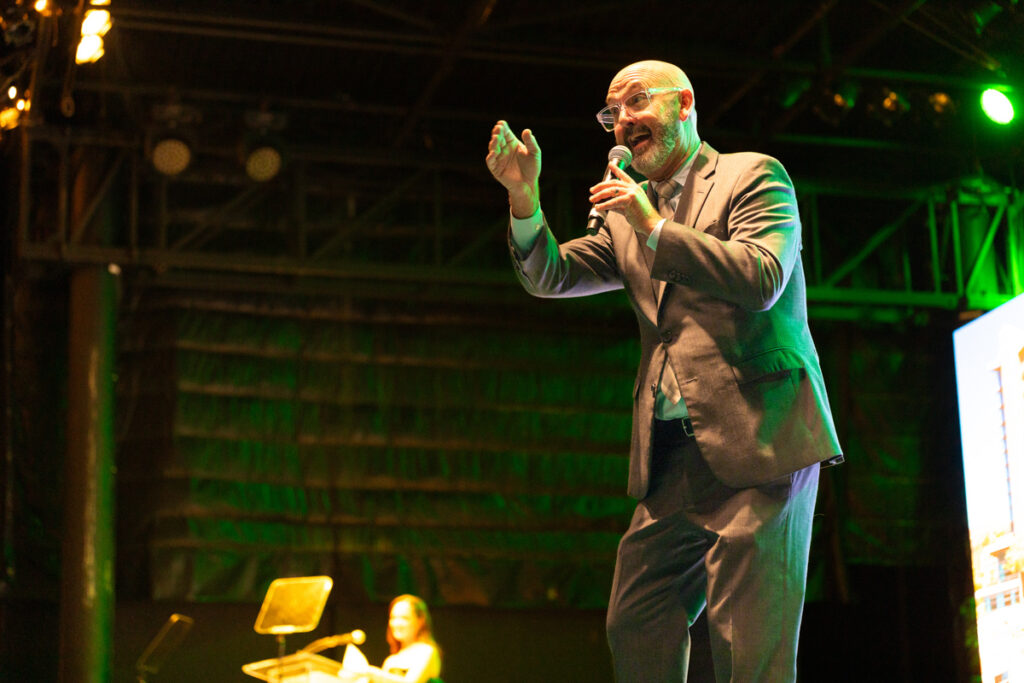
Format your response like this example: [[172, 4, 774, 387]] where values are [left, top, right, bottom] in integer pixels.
[[115, 287, 638, 608]]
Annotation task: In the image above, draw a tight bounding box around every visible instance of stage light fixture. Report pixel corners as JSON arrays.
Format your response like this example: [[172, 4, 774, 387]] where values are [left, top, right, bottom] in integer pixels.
[[0, 107, 20, 130], [75, 7, 112, 65], [243, 143, 283, 182], [811, 81, 859, 127], [81, 8, 111, 36], [147, 102, 201, 177], [928, 92, 954, 115], [981, 88, 1015, 124], [865, 86, 909, 127], [151, 137, 192, 176], [75, 34, 104, 64], [241, 108, 287, 182]]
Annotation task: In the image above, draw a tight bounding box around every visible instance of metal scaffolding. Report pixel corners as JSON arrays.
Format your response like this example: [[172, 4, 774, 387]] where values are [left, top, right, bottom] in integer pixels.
[[14, 123, 1023, 321]]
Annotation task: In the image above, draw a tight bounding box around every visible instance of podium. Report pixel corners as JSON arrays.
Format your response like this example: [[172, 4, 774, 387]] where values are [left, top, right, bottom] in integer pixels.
[[243, 576, 339, 683], [242, 651, 343, 683]]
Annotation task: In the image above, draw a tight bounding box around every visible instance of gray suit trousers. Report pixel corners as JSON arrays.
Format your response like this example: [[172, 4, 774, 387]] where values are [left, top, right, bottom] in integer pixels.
[[606, 418, 819, 682]]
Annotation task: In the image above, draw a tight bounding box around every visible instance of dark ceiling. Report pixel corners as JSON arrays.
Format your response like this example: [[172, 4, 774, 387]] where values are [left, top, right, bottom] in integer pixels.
[[7, 0, 1019, 181], [62, 1, 1024, 179], [3, 0, 1024, 302]]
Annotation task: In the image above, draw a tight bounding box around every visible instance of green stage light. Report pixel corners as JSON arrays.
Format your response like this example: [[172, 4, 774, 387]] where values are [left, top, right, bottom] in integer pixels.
[[981, 88, 1014, 124]]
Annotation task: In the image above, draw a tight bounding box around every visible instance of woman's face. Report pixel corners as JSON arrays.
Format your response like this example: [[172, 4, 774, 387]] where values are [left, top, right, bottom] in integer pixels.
[[389, 600, 420, 646]]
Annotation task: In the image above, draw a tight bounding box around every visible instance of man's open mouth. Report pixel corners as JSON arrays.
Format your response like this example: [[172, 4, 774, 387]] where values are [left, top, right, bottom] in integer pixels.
[[628, 130, 652, 152]]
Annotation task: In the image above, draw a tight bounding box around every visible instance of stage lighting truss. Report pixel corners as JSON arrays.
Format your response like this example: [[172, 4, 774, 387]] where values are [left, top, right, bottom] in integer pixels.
[[241, 108, 287, 182], [146, 102, 201, 177]]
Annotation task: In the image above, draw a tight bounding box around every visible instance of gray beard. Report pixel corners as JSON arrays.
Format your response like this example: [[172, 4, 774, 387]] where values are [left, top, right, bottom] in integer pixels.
[[633, 122, 681, 178]]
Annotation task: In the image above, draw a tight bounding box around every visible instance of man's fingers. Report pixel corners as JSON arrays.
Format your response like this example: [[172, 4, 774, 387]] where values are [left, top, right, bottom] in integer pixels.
[[522, 128, 540, 156], [608, 163, 633, 181]]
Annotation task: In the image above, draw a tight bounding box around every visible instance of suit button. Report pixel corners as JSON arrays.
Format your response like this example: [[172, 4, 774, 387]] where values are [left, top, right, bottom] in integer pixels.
[[669, 270, 691, 284], [659, 331, 674, 344]]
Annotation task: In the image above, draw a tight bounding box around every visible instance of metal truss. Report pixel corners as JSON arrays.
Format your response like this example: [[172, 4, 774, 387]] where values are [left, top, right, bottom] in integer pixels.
[[798, 175, 1023, 320], [11, 123, 1023, 321]]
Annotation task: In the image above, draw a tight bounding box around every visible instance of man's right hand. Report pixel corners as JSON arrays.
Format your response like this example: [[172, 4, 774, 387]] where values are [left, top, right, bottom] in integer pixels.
[[486, 120, 541, 218]]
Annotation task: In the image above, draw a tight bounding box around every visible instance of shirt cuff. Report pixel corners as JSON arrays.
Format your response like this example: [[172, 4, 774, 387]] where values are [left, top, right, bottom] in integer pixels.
[[646, 218, 667, 250], [510, 207, 544, 253]]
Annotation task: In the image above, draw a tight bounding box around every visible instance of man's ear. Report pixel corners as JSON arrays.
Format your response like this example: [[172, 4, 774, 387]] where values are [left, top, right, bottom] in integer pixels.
[[678, 90, 694, 122]]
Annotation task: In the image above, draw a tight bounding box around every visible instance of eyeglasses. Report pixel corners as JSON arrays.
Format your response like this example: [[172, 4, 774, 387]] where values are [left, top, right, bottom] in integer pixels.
[[595, 87, 684, 131]]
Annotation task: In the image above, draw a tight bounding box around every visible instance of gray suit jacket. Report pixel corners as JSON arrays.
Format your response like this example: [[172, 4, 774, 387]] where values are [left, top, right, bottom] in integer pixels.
[[509, 142, 843, 499]]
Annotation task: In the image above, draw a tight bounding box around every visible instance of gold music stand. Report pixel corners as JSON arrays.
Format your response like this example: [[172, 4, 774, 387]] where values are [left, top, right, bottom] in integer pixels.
[[242, 576, 339, 683]]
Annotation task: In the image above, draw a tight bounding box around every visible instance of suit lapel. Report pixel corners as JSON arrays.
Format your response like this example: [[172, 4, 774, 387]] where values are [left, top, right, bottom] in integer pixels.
[[657, 143, 717, 311], [678, 148, 714, 228]]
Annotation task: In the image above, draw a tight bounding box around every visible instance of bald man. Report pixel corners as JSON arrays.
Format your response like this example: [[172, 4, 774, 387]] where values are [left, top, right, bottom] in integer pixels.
[[486, 61, 843, 681]]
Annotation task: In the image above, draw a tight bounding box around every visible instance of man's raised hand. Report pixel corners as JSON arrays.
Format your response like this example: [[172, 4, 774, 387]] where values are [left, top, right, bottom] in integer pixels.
[[486, 120, 541, 218]]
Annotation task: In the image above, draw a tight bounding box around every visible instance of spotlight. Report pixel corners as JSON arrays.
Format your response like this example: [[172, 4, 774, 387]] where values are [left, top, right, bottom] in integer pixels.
[[147, 102, 201, 177], [241, 108, 287, 182], [865, 86, 909, 127], [812, 81, 859, 127], [151, 137, 192, 176], [75, 7, 112, 65], [0, 106, 21, 131], [928, 92, 954, 115], [75, 34, 105, 64], [243, 143, 283, 182], [81, 8, 111, 36], [981, 88, 1015, 125]]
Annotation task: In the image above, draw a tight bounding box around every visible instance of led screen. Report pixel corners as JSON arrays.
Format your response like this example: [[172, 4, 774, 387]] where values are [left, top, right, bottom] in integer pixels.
[[954, 292, 1024, 682]]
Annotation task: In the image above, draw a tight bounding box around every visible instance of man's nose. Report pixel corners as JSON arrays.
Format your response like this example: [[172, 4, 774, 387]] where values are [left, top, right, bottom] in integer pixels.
[[615, 119, 634, 139]]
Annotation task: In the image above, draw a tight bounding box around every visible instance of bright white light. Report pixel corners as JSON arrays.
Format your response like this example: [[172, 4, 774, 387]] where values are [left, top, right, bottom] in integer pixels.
[[34, 0, 48, 12], [7, 86, 16, 99], [0, 108, 21, 130], [76, 35, 105, 64], [81, 9, 112, 36], [981, 89, 1015, 125]]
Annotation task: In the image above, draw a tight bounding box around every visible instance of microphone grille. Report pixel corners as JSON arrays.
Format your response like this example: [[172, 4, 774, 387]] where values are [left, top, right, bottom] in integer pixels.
[[608, 145, 633, 165], [352, 629, 366, 645]]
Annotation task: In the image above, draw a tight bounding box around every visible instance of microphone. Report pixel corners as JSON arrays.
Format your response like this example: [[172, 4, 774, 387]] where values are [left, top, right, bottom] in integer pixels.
[[336, 629, 366, 646], [301, 629, 366, 654], [585, 145, 633, 235]]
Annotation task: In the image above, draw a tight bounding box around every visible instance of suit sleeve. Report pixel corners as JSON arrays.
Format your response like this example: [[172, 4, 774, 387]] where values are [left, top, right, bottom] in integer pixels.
[[650, 155, 802, 312], [508, 212, 624, 298]]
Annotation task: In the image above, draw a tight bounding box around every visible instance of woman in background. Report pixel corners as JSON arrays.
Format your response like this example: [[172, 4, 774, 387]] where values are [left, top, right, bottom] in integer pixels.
[[380, 594, 442, 683]]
